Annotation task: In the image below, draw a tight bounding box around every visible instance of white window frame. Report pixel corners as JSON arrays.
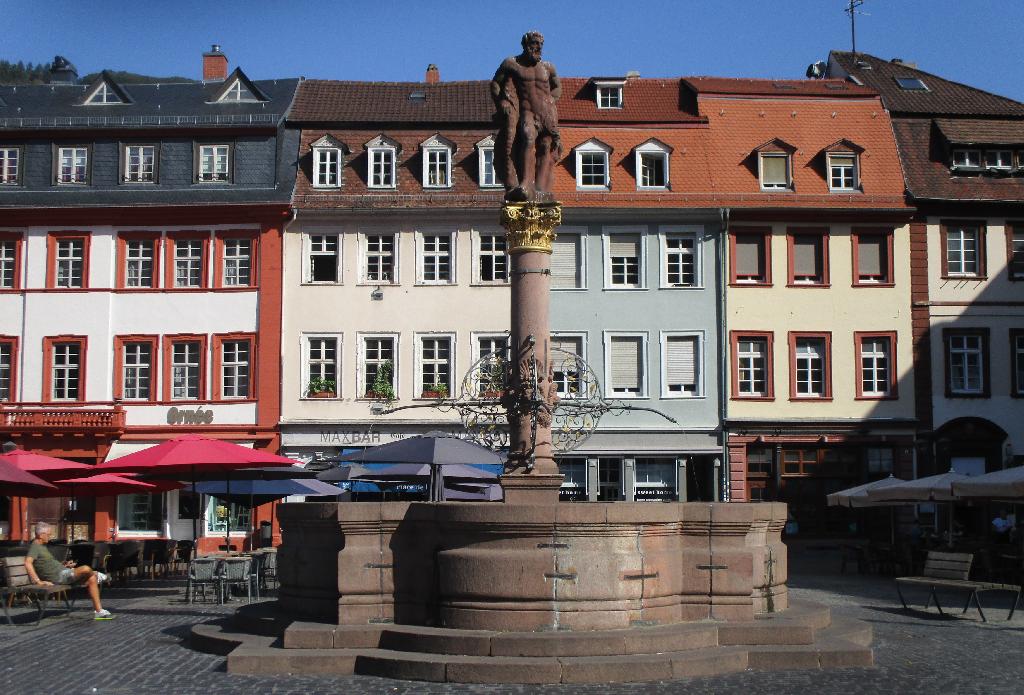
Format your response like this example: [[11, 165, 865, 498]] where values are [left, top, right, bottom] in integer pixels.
[[0, 147, 19, 185], [312, 147, 342, 188], [477, 140, 501, 188], [304, 232, 342, 284], [415, 230, 455, 285], [121, 342, 153, 401], [660, 331, 704, 398], [170, 340, 202, 400], [198, 144, 230, 182], [302, 333, 342, 399], [793, 337, 827, 398], [946, 225, 980, 277], [218, 79, 258, 103], [595, 82, 624, 109], [415, 332, 455, 398], [948, 334, 984, 395], [0, 239, 16, 288], [358, 333, 399, 400], [219, 339, 251, 399], [368, 146, 397, 188], [603, 331, 648, 399], [827, 152, 858, 191], [603, 226, 646, 290], [985, 150, 1013, 170], [173, 239, 205, 288], [222, 238, 252, 286], [57, 146, 88, 185], [575, 140, 611, 190], [0, 341, 12, 401], [635, 140, 670, 190], [859, 336, 891, 397], [736, 337, 769, 397], [472, 332, 511, 363], [51, 342, 81, 401], [551, 332, 587, 399], [423, 147, 452, 189], [124, 238, 154, 288], [123, 145, 156, 183], [473, 229, 509, 284], [659, 225, 701, 288], [85, 82, 122, 105], [952, 149, 982, 170], [550, 227, 587, 290], [359, 230, 398, 284], [759, 152, 791, 190], [55, 238, 84, 288]]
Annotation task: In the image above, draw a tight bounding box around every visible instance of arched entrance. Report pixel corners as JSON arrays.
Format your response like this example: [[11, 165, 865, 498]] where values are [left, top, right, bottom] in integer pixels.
[[933, 417, 1008, 475]]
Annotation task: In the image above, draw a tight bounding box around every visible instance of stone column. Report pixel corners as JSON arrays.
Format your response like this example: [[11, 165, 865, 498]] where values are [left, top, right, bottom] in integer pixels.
[[499, 202, 564, 503]]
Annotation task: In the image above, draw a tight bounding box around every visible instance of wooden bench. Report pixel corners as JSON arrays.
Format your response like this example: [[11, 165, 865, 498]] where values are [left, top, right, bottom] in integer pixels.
[[895, 550, 1023, 622], [1, 556, 74, 626]]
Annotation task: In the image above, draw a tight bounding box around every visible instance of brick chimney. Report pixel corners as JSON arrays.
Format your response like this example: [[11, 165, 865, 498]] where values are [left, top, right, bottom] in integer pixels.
[[425, 64, 440, 84], [203, 44, 228, 81]]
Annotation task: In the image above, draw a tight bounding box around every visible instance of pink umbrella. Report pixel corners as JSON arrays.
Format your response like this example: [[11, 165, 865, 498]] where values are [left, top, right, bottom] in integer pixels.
[[0, 447, 95, 480], [93, 434, 300, 545], [43, 473, 161, 498], [0, 458, 57, 497]]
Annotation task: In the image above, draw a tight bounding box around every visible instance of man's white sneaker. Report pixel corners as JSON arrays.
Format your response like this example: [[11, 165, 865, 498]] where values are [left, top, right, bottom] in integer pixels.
[[95, 572, 109, 584], [93, 609, 114, 620]]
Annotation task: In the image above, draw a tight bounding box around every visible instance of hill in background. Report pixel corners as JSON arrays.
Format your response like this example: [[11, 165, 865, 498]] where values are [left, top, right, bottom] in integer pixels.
[[0, 60, 195, 85]]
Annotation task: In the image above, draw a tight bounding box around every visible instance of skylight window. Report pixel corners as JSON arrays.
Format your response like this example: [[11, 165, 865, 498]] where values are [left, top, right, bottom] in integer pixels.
[[86, 82, 123, 105], [219, 79, 257, 102], [895, 76, 928, 91]]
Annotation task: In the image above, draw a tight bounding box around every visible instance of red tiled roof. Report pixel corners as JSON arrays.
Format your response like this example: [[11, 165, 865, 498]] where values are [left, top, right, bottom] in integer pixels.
[[683, 77, 876, 98], [893, 119, 1024, 202], [290, 80, 494, 123], [829, 52, 1024, 117], [290, 76, 705, 125]]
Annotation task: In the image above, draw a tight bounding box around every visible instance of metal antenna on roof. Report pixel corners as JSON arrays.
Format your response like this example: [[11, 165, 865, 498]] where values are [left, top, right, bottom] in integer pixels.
[[845, 0, 867, 58]]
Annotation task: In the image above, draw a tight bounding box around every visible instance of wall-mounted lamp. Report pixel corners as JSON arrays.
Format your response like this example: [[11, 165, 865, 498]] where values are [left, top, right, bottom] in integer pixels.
[[370, 286, 384, 301]]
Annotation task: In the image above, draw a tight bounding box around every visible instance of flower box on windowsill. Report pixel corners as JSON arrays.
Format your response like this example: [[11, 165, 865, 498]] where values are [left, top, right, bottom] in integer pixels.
[[308, 391, 336, 399], [364, 390, 392, 400], [421, 390, 444, 399], [479, 390, 503, 399]]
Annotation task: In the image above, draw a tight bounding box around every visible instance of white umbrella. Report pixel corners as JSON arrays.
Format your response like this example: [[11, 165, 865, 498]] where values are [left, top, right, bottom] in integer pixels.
[[866, 470, 969, 502], [952, 467, 1024, 499], [826, 475, 907, 508]]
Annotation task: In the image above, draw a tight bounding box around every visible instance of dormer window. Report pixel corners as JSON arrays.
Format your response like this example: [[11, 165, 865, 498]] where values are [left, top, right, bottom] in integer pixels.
[[421, 134, 455, 188], [476, 135, 501, 188], [85, 82, 123, 105], [760, 154, 790, 190], [827, 153, 857, 191], [594, 80, 625, 109], [365, 134, 399, 189], [197, 144, 231, 182], [575, 139, 612, 190], [634, 139, 671, 190], [754, 138, 796, 192], [952, 149, 982, 170], [310, 135, 346, 189], [209, 68, 267, 104], [985, 150, 1013, 170]]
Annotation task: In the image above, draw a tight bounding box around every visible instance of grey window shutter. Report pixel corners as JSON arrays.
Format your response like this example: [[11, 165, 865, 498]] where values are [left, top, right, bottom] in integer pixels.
[[666, 336, 697, 387], [551, 335, 581, 356], [609, 235, 639, 258], [735, 236, 761, 276], [792, 236, 819, 277], [551, 236, 580, 288], [858, 236, 883, 276], [610, 337, 642, 391]]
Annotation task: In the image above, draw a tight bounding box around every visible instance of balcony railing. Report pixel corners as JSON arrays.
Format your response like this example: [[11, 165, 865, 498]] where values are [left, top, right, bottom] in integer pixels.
[[0, 402, 126, 434]]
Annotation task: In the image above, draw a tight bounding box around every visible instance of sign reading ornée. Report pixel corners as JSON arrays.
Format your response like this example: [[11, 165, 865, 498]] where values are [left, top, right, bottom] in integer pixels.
[[166, 407, 214, 425]]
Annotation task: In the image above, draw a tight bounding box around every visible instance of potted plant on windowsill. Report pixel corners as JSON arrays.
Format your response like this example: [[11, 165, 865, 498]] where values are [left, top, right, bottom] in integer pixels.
[[306, 377, 337, 399], [477, 361, 506, 399], [421, 383, 449, 400], [364, 360, 396, 401]]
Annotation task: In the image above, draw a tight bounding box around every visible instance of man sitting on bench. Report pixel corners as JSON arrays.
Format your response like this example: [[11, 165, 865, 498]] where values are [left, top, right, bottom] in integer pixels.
[[24, 522, 113, 620]]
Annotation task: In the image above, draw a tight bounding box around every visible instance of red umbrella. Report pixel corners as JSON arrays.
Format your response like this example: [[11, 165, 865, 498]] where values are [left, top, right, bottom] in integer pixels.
[[43, 473, 161, 498], [0, 458, 57, 497], [93, 434, 300, 545], [0, 447, 95, 481]]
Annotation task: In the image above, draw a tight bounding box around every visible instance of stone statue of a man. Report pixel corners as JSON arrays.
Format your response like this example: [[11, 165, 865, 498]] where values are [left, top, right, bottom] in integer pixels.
[[490, 31, 562, 202]]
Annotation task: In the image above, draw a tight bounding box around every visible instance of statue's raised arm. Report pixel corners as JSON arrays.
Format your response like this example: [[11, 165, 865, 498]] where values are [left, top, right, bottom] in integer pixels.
[[491, 31, 561, 202]]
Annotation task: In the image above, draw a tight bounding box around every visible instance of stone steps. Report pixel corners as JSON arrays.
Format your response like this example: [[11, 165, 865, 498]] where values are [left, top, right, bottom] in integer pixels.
[[195, 599, 874, 683]]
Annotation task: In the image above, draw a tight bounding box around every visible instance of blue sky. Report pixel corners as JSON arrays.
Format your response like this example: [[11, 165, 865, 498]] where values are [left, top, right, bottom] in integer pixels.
[[3, 0, 1022, 100]]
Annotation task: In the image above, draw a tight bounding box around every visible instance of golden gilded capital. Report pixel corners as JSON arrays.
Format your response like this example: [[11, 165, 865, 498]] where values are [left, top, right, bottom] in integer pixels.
[[500, 202, 562, 254]]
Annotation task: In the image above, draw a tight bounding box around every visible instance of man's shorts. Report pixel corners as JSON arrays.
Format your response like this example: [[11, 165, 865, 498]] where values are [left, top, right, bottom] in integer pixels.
[[58, 567, 76, 584]]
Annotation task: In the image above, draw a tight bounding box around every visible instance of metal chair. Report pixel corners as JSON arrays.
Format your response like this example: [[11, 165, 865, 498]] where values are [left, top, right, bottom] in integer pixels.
[[260, 550, 277, 590], [187, 557, 221, 604], [218, 557, 252, 603], [172, 540, 194, 576]]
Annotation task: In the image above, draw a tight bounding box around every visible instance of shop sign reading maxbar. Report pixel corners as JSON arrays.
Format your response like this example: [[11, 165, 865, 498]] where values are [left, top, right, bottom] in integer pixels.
[[166, 407, 214, 425]]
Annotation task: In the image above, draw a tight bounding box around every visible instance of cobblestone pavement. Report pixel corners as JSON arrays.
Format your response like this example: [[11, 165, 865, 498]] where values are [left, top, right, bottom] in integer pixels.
[[3, 545, 1024, 694]]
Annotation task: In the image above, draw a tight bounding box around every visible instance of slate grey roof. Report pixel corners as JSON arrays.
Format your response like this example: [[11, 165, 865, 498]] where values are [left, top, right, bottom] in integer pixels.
[[0, 77, 300, 129]]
